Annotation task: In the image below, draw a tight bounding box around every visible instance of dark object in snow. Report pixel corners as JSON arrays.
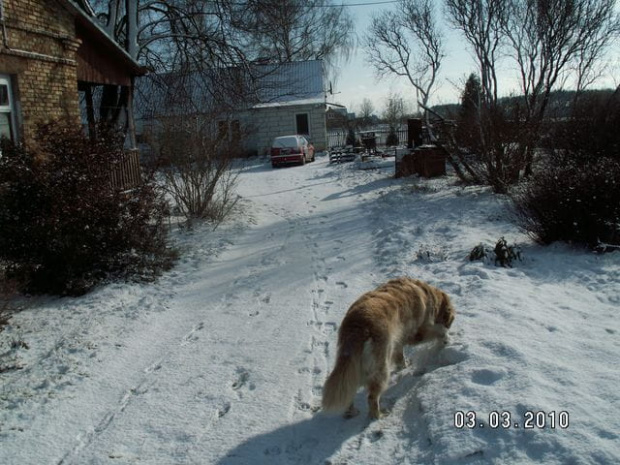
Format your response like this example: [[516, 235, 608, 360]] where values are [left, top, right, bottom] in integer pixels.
[[469, 243, 487, 261], [494, 237, 522, 268], [395, 145, 446, 179], [468, 238, 522, 267]]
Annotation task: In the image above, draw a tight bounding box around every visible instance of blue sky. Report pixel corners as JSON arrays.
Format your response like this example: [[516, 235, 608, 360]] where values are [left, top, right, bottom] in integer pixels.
[[331, 0, 620, 117]]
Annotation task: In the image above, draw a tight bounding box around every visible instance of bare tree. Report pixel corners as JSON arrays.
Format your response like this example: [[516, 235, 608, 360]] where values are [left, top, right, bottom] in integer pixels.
[[503, 0, 620, 175], [445, 0, 521, 191], [383, 93, 407, 128], [365, 0, 445, 120], [445, 0, 506, 110], [240, 0, 354, 65], [359, 98, 375, 128], [445, 0, 620, 190]]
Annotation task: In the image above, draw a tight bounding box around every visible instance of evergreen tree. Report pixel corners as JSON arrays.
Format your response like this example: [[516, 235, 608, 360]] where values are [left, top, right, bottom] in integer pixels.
[[456, 73, 482, 151]]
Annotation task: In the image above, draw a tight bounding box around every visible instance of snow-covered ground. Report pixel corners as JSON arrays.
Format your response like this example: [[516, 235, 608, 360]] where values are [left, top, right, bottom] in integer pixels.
[[1, 154, 619, 465]]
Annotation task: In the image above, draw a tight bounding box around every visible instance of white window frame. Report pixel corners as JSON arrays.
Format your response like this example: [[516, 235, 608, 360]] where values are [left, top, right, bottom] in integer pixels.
[[0, 74, 17, 142]]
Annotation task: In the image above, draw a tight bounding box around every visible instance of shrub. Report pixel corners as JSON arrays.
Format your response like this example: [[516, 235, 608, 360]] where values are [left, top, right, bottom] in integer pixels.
[[512, 157, 620, 249], [0, 266, 17, 332], [468, 244, 487, 261], [0, 121, 175, 295], [156, 116, 241, 226], [493, 237, 522, 267], [468, 238, 522, 267], [512, 90, 620, 250]]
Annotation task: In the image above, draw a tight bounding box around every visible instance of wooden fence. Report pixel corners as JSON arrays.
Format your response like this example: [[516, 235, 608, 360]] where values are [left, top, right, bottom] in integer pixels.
[[327, 127, 409, 149], [110, 149, 142, 190]]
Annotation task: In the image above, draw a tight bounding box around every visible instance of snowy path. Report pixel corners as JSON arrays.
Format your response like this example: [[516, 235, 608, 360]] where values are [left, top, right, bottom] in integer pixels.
[[1, 155, 619, 464], [1, 157, 393, 464]]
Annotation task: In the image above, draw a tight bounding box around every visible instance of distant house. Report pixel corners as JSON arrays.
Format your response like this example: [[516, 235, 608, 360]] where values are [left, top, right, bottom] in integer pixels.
[[0, 0, 145, 154], [135, 60, 345, 156], [326, 104, 348, 130], [243, 60, 337, 154]]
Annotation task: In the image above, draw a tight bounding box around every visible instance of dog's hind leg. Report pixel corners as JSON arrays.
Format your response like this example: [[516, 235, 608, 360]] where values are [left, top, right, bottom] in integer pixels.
[[367, 343, 391, 420], [391, 342, 407, 371], [367, 372, 389, 420]]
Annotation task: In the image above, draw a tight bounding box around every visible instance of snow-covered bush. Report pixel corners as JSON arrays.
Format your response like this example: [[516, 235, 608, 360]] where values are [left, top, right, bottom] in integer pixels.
[[0, 122, 175, 296]]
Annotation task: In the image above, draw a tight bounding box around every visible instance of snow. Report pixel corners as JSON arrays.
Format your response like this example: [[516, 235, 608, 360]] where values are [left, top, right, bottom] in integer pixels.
[[1, 154, 619, 465]]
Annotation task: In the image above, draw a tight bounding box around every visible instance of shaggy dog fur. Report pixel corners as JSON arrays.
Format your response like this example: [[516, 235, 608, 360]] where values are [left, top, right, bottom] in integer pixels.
[[322, 277, 455, 420]]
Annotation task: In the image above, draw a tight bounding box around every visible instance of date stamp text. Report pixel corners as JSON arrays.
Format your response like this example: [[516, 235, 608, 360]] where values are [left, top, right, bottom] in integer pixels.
[[454, 411, 570, 430]]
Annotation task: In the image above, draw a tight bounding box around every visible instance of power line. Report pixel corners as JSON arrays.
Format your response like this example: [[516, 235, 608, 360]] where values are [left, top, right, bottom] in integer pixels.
[[336, 1, 400, 5], [307, 1, 401, 6], [214, 1, 401, 7]]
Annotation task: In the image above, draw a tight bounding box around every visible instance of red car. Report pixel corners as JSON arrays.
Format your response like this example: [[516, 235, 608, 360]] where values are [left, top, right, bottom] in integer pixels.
[[270, 135, 315, 168]]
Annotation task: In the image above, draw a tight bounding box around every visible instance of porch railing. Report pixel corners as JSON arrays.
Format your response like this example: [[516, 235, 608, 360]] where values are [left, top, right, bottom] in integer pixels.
[[110, 149, 142, 190]]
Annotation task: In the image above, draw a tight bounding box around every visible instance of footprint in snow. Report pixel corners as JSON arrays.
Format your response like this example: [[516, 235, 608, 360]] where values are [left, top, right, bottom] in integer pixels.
[[217, 402, 231, 418], [232, 368, 254, 392], [323, 322, 337, 334], [470, 368, 505, 386]]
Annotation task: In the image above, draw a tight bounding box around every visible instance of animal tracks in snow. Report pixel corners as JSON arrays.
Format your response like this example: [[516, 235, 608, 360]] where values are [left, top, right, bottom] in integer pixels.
[[285, 202, 360, 422], [307, 320, 337, 336], [232, 368, 249, 391], [181, 322, 205, 346]]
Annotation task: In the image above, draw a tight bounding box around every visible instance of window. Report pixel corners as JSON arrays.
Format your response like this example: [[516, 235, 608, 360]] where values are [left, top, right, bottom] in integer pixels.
[[217, 120, 241, 142], [217, 120, 228, 141], [295, 113, 309, 136], [0, 75, 16, 142], [231, 120, 240, 141]]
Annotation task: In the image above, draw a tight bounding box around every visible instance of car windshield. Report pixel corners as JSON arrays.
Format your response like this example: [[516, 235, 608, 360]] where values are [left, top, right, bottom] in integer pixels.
[[272, 136, 299, 148]]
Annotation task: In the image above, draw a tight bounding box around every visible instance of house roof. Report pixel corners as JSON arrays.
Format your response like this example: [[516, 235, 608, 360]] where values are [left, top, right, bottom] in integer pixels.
[[134, 60, 327, 118], [254, 60, 325, 105]]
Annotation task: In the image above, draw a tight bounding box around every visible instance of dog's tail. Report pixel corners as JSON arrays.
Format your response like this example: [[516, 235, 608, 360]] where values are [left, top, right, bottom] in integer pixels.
[[322, 334, 367, 413]]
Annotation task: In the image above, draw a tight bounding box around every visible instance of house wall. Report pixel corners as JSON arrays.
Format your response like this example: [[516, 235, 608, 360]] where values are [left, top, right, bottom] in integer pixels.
[[244, 102, 328, 156], [0, 0, 81, 145]]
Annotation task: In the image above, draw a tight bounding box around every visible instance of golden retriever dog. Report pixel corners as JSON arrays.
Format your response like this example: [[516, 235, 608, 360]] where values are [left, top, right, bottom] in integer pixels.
[[322, 277, 455, 420]]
